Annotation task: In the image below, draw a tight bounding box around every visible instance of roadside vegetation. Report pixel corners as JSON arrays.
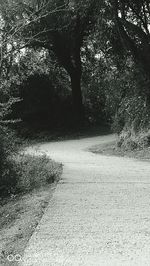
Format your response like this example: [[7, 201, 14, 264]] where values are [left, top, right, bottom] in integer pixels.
[[0, 123, 62, 198], [0, 183, 61, 266], [90, 132, 150, 161], [0, 91, 62, 265], [0, 125, 62, 265]]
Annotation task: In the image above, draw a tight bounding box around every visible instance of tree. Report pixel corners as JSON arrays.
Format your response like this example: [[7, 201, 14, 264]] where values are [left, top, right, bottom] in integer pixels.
[[81, 2, 150, 134], [0, 0, 101, 123], [112, 0, 150, 80]]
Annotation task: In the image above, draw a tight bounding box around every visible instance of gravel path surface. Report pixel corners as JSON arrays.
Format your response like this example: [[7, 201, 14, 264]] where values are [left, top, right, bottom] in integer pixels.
[[21, 134, 150, 266]]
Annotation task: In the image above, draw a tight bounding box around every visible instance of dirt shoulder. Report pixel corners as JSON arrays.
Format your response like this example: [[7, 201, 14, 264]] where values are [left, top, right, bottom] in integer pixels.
[[89, 139, 150, 161], [0, 183, 58, 266]]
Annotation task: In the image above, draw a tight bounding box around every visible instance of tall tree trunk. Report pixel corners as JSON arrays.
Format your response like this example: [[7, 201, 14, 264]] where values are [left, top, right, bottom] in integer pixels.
[[70, 69, 84, 124], [50, 33, 85, 124]]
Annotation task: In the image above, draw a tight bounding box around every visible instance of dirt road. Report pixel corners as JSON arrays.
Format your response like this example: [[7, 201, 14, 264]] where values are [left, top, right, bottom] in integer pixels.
[[21, 134, 150, 265]]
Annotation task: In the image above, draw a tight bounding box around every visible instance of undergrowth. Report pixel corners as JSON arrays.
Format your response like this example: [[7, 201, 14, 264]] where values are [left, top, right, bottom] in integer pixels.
[[118, 128, 150, 151], [0, 153, 62, 198], [15, 154, 62, 193], [0, 126, 62, 198]]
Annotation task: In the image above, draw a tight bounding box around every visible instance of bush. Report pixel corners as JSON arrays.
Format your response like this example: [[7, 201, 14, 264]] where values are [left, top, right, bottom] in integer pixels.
[[0, 120, 62, 197], [14, 154, 62, 193], [0, 152, 62, 197], [0, 126, 19, 195], [0, 126, 62, 196], [117, 129, 150, 150]]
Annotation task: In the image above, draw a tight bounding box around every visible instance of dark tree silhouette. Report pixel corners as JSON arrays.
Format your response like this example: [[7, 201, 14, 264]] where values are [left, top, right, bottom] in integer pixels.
[[113, 0, 150, 78], [0, 0, 101, 123]]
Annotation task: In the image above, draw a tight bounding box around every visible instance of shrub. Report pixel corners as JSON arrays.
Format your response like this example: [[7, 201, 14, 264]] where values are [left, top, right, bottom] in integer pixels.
[[0, 152, 62, 197], [117, 129, 150, 150], [0, 126, 19, 195], [14, 154, 62, 193], [0, 125, 62, 196], [0, 105, 62, 197]]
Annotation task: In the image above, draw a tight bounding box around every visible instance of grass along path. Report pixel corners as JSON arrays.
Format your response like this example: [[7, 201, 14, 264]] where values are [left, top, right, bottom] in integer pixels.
[[0, 156, 62, 266], [89, 137, 150, 161]]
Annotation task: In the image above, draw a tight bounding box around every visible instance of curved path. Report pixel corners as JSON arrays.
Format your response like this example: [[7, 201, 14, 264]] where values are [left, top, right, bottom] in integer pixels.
[[22, 134, 150, 266]]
